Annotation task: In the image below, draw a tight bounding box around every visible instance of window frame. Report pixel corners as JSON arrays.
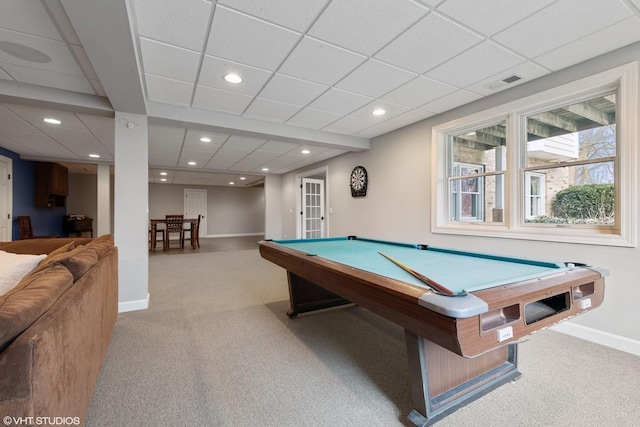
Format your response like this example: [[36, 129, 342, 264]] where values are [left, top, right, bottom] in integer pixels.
[[431, 62, 637, 247]]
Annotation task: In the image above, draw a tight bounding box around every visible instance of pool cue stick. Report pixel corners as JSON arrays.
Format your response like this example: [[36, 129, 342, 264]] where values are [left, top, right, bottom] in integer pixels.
[[378, 252, 456, 296]]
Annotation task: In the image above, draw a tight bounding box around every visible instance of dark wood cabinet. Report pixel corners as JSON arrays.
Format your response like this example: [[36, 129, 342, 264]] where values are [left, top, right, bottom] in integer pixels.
[[34, 162, 69, 207], [65, 216, 93, 237]]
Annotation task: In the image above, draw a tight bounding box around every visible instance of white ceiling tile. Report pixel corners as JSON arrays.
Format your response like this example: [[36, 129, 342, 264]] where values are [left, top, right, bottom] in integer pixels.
[[192, 85, 253, 114], [535, 17, 640, 71], [149, 125, 186, 142], [467, 61, 550, 96], [322, 115, 376, 135], [384, 109, 435, 128], [139, 38, 200, 83], [436, 0, 555, 36], [381, 76, 457, 108], [0, 68, 11, 79], [0, 135, 40, 157], [198, 55, 273, 95], [243, 98, 301, 123], [259, 74, 328, 106], [218, 0, 329, 32], [307, 88, 373, 115], [145, 74, 194, 106], [349, 100, 411, 122], [76, 114, 115, 154], [285, 108, 342, 130], [375, 12, 483, 73], [354, 121, 406, 138], [183, 129, 227, 152], [1, 63, 95, 94], [335, 59, 417, 98], [0, 105, 41, 134], [493, 0, 633, 58], [133, 0, 212, 51], [259, 140, 300, 153], [0, 0, 64, 41], [418, 89, 482, 114], [308, 0, 428, 55], [5, 104, 87, 130], [206, 6, 300, 70], [0, 131, 75, 159], [232, 151, 280, 172], [223, 135, 267, 150], [278, 36, 366, 86], [149, 151, 180, 167], [426, 41, 525, 88], [0, 29, 84, 76]]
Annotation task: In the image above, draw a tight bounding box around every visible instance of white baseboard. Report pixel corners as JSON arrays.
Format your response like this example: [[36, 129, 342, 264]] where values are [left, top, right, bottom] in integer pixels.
[[118, 293, 150, 313], [551, 322, 640, 356], [205, 232, 264, 238]]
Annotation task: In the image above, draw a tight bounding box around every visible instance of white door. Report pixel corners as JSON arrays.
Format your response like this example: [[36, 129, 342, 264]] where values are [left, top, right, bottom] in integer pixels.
[[184, 189, 207, 238], [301, 178, 325, 239], [0, 156, 12, 241]]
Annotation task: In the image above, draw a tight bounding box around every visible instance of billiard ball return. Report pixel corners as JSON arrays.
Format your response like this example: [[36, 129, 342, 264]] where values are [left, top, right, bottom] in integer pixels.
[[258, 238, 607, 426]]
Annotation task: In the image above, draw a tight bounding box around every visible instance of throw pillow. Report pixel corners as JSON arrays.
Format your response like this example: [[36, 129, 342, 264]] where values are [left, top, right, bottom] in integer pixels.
[[0, 251, 47, 295]]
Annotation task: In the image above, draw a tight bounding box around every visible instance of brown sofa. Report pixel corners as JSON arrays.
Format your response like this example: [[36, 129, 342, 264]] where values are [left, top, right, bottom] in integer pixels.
[[0, 235, 118, 426]]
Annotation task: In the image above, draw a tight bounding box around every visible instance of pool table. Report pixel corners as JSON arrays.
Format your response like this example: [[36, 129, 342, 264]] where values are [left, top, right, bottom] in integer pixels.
[[258, 236, 607, 426]]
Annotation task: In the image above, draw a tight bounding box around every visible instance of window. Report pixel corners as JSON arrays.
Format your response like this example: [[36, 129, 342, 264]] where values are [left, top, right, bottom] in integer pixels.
[[523, 94, 616, 227], [524, 172, 545, 220], [432, 62, 637, 247], [451, 163, 484, 221]]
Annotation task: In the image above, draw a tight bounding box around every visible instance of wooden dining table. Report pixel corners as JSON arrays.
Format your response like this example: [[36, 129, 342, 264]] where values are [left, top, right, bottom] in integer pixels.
[[150, 218, 199, 250]]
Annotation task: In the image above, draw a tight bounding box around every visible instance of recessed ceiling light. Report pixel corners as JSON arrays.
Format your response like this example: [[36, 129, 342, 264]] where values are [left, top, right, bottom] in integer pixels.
[[229, 181, 235, 185], [43, 118, 62, 124], [301, 149, 310, 154], [188, 161, 196, 166], [200, 137, 211, 142], [372, 109, 386, 116], [160, 172, 167, 176], [224, 73, 243, 84], [160, 178, 167, 182], [89, 154, 100, 158], [240, 177, 246, 180], [262, 168, 269, 172]]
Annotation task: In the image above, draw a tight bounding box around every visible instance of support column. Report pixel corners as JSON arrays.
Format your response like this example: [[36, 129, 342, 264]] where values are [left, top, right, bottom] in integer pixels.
[[96, 163, 111, 236], [114, 112, 149, 312], [264, 174, 282, 240]]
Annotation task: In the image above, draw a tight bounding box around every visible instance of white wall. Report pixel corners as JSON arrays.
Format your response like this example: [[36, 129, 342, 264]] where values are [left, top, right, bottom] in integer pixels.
[[277, 43, 640, 350], [149, 183, 264, 237]]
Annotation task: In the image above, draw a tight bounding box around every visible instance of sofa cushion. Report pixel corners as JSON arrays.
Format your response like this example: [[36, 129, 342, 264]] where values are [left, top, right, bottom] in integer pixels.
[[0, 263, 74, 351], [85, 234, 114, 259], [0, 239, 82, 255], [44, 246, 99, 281], [0, 251, 47, 295]]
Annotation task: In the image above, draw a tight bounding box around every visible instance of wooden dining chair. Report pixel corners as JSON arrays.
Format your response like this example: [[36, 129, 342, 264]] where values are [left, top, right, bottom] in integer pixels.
[[17, 216, 57, 239], [164, 214, 185, 250], [184, 215, 201, 249]]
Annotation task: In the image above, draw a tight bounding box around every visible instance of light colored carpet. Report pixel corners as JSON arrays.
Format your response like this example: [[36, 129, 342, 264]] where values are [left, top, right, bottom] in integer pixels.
[[86, 248, 640, 426]]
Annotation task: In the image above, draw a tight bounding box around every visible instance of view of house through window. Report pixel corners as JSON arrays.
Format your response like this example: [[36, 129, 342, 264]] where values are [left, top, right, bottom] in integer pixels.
[[449, 122, 506, 223], [523, 93, 616, 226]]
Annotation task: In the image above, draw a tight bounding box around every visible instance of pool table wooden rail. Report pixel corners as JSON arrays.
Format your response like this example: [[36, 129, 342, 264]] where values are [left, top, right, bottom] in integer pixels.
[[259, 240, 605, 358]]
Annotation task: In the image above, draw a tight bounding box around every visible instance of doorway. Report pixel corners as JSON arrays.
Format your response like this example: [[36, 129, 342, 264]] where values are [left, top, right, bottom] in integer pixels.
[[184, 189, 207, 239], [0, 155, 12, 241], [296, 166, 328, 239]]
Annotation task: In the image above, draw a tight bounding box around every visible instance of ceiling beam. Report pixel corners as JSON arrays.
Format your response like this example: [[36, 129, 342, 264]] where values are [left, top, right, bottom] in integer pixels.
[[60, 0, 146, 115], [147, 101, 370, 152]]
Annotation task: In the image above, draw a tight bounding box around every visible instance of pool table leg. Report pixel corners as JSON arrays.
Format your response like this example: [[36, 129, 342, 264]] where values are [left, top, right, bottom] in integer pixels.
[[286, 272, 353, 318], [405, 330, 521, 426]]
